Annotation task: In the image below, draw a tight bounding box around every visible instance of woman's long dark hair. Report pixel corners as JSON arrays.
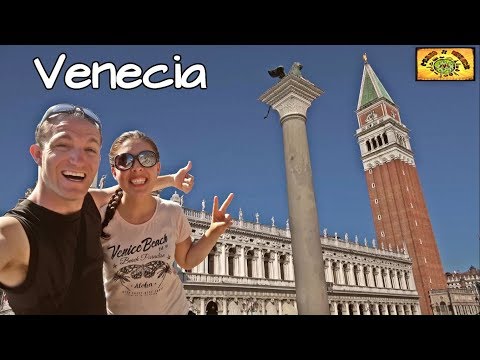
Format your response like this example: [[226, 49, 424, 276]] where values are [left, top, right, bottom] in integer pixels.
[[100, 130, 159, 240]]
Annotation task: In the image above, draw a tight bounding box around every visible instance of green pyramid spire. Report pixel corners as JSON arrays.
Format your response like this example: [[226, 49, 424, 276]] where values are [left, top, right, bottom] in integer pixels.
[[357, 56, 395, 110]]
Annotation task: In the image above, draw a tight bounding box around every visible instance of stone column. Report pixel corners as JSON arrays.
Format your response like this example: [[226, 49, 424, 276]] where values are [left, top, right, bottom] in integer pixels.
[[287, 254, 295, 281], [200, 298, 205, 315], [397, 304, 405, 315], [363, 303, 371, 315], [214, 251, 220, 275], [384, 269, 392, 288], [233, 252, 240, 276], [236, 246, 244, 277], [367, 266, 375, 287], [380, 304, 388, 315], [338, 263, 345, 285], [374, 268, 382, 288], [453, 305, 458, 315], [258, 249, 264, 278], [220, 243, 226, 275], [268, 258, 274, 280], [345, 264, 354, 285], [260, 71, 329, 315], [253, 249, 260, 278], [407, 272, 416, 290], [399, 271, 407, 289], [405, 305, 412, 315], [330, 302, 338, 315], [273, 252, 280, 279], [391, 270, 400, 289], [413, 304, 420, 315], [332, 262, 339, 284], [325, 259, 334, 283], [222, 299, 227, 315], [357, 266, 365, 286], [389, 304, 397, 315]]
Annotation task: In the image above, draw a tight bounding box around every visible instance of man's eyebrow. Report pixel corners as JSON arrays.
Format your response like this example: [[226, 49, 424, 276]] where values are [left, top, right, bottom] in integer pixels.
[[50, 133, 73, 142], [87, 137, 101, 146], [50, 133, 101, 146]]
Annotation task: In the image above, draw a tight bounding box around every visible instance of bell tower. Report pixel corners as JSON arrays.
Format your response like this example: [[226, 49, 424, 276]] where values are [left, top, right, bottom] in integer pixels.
[[355, 54, 447, 314]]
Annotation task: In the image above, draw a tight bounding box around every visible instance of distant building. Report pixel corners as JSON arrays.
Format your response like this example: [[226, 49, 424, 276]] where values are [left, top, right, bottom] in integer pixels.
[[429, 266, 480, 315], [446, 266, 480, 298]]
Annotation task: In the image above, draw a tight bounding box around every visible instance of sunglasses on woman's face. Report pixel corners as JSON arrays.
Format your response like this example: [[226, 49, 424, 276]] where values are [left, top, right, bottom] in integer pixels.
[[113, 150, 159, 171]]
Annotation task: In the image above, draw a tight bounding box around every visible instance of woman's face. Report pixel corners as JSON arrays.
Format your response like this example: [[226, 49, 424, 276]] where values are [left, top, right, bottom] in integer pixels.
[[111, 139, 160, 195]]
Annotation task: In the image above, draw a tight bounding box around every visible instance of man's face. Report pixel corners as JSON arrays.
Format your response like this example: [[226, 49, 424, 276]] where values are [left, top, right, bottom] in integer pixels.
[[38, 116, 101, 203]]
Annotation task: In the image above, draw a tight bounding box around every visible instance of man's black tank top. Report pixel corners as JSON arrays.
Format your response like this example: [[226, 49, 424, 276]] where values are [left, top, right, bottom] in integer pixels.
[[1, 193, 107, 314]]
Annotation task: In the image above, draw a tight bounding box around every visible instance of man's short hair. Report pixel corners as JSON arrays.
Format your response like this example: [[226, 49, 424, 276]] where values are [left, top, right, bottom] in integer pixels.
[[35, 104, 102, 147]]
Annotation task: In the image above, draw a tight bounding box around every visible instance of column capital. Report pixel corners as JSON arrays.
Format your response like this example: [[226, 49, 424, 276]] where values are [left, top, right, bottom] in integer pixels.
[[259, 75, 324, 119]]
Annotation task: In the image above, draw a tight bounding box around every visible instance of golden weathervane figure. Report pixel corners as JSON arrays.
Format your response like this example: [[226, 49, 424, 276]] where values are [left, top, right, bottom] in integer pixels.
[[363, 52, 368, 64]]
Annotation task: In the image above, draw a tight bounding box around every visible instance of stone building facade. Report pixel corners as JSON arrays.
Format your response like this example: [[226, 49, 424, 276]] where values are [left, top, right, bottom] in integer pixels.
[[173, 193, 421, 315], [446, 266, 480, 298], [429, 266, 480, 315]]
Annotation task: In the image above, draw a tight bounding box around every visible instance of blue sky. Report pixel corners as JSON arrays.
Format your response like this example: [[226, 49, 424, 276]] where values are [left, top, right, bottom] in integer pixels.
[[0, 45, 478, 273]]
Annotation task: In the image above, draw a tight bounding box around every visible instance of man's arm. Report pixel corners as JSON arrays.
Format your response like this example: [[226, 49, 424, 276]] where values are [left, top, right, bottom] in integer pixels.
[[89, 161, 194, 210], [0, 217, 30, 288]]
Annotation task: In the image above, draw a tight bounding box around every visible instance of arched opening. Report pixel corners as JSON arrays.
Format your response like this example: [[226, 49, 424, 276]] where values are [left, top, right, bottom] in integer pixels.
[[366, 140, 371, 151], [263, 252, 270, 279], [440, 301, 448, 315], [377, 135, 383, 146], [353, 265, 359, 286], [348, 304, 355, 315], [207, 247, 216, 274], [383, 133, 388, 144], [279, 255, 286, 280], [246, 250, 254, 278], [342, 263, 349, 285], [337, 303, 343, 315], [228, 247, 235, 276], [379, 304, 386, 315], [372, 138, 377, 149], [206, 301, 218, 315]]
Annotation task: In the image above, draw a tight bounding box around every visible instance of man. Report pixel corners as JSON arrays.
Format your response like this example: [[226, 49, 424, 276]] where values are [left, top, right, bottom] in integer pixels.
[[0, 104, 193, 314]]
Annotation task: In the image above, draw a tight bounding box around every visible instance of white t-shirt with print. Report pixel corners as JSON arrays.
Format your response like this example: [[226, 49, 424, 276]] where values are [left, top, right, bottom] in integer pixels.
[[100, 197, 192, 315]]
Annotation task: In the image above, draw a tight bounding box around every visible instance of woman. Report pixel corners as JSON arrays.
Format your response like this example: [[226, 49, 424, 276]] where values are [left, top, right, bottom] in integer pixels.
[[100, 130, 234, 314]]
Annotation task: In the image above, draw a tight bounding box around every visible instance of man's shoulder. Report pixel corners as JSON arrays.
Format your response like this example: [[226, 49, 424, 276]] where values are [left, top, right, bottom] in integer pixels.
[[82, 192, 101, 218], [0, 216, 24, 235]]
